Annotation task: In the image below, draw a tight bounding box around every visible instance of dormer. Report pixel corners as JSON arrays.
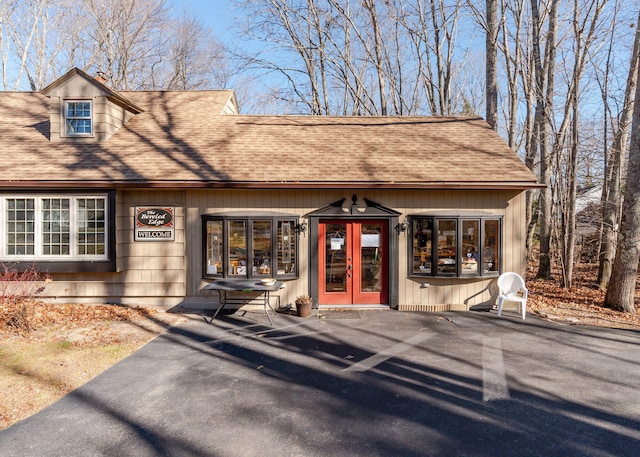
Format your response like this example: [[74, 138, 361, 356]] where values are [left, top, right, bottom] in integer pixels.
[[40, 68, 143, 143]]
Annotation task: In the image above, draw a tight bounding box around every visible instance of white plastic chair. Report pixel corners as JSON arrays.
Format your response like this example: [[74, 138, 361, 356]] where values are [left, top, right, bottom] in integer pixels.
[[497, 272, 528, 320]]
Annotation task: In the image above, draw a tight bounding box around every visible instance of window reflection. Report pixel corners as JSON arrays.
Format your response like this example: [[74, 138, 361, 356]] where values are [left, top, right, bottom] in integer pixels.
[[461, 220, 479, 276], [361, 223, 383, 292], [483, 219, 499, 273], [252, 220, 271, 276], [206, 220, 223, 275], [409, 216, 501, 277], [412, 219, 432, 274], [437, 220, 457, 275], [202, 216, 299, 279], [229, 220, 247, 276], [278, 221, 296, 275], [325, 223, 346, 292]]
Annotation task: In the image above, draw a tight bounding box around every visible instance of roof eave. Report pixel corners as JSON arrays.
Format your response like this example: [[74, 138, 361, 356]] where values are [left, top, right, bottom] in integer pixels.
[[40, 67, 144, 114], [0, 180, 546, 190]]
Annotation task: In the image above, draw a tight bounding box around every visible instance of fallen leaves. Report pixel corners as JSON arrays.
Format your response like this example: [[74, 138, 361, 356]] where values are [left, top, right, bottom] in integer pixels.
[[1, 301, 159, 339], [526, 264, 640, 329]]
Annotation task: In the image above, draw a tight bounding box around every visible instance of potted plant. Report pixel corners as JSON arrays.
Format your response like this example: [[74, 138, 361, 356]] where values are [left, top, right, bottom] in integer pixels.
[[295, 295, 313, 318]]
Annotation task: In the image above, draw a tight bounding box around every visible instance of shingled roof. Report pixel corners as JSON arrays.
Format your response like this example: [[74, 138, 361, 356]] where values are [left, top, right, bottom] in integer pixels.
[[0, 88, 540, 190]]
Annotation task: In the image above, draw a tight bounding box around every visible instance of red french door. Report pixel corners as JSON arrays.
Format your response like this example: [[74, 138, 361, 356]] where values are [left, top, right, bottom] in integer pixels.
[[318, 220, 388, 305]]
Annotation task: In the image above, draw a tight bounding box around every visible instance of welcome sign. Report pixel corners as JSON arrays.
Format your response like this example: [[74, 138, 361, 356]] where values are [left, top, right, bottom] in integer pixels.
[[134, 207, 175, 241]]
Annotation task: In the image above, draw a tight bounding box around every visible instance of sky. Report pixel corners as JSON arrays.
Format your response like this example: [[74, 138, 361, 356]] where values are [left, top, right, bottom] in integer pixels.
[[171, 0, 236, 41]]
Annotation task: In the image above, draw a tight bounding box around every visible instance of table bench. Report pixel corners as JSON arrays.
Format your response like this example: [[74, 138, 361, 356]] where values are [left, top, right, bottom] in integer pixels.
[[203, 279, 285, 325]]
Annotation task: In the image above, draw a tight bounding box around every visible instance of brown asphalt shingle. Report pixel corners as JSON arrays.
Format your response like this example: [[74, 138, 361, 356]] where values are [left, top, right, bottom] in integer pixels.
[[0, 90, 539, 189]]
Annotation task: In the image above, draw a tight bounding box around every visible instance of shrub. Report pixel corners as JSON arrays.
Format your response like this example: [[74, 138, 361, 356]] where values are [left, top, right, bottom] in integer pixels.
[[0, 264, 51, 333]]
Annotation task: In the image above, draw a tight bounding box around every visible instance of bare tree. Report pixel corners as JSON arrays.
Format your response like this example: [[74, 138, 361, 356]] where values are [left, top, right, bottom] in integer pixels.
[[0, 0, 71, 91], [75, 0, 169, 90], [604, 34, 640, 313], [237, 0, 469, 116], [151, 12, 229, 90], [531, 0, 559, 280], [556, 0, 609, 288], [361, 0, 388, 115], [411, 0, 463, 115], [486, 0, 499, 129], [598, 11, 640, 289], [0, 0, 231, 92]]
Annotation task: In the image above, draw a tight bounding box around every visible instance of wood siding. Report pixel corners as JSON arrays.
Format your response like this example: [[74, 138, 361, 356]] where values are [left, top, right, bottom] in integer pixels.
[[185, 189, 526, 310], [44, 190, 186, 305], [40, 188, 527, 309]]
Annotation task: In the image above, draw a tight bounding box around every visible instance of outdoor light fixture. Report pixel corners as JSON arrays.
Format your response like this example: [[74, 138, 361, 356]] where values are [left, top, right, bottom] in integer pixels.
[[294, 221, 308, 234], [395, 221, 409, 234]]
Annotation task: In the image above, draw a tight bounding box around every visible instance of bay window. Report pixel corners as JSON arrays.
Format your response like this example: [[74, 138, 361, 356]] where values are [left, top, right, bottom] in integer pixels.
[[203, 215, 299, 279], [409, 215, 501, 277]]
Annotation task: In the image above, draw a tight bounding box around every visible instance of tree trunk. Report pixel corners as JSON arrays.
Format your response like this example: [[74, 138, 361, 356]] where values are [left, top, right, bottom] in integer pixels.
[[598, 12, 640, 289], [362, 0, 388, 115], [564, 100, 578, 288], [604, 49, 640, 313], [485, 0, 498, 130], [532, 0, 558, 280], [560, 0, 606, 288]]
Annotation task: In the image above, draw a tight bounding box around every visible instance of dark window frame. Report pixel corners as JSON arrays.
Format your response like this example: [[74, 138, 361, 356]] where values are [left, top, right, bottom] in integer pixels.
[[408, 215, 502, 278], [202, 214, 300, 280]]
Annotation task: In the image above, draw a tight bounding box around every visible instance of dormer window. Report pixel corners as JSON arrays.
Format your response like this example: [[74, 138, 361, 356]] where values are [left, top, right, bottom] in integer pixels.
[[64, 100, 92, 136]]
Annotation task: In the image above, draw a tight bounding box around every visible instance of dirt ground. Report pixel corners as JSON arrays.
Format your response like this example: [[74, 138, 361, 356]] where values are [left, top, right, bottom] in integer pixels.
[[1, 263, 639, 430]]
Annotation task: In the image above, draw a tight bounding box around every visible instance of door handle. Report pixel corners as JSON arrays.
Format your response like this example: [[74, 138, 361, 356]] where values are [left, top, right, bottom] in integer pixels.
[[347, 264, 352, 271]]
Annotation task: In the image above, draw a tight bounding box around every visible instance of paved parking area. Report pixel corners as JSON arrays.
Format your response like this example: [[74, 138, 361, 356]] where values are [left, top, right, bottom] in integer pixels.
[[1, 309, 640, 456]]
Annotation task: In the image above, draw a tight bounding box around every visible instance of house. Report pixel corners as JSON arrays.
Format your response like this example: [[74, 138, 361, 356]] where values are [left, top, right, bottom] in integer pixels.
[[0, 68, 541, 312]]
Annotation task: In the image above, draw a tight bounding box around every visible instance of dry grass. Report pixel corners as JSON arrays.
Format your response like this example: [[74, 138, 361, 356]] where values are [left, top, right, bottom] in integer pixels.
[[0, 303, 185, 430]]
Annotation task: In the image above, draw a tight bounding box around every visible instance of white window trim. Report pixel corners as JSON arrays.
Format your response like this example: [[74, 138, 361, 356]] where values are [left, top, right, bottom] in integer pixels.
[[0, 194, 108, 261], [63, 100, 94, 137]]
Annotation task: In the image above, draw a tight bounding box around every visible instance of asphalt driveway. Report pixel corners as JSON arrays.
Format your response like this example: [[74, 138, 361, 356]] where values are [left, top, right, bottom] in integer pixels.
[[1, 308, 639, 457]]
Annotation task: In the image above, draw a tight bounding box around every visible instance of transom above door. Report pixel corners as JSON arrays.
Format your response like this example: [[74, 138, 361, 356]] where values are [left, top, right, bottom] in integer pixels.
[[318, 220, 388, 305]]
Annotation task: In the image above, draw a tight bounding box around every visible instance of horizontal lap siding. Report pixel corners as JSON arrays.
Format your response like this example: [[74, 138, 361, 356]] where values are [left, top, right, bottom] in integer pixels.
[[116, 190, 186, 301], [397, 189, 524, 309], [185, 189, 526, 310], [186, 189, 314, 308], [42, 188, 526, 308], [46, 190, 186, 305]]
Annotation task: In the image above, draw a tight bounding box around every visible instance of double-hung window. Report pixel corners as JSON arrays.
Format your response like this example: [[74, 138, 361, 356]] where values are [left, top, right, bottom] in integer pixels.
[[64, 100, 92, 136], [409, 214, 501, 277], [1, 194, 108, 261], [202, 215, 299, 280]]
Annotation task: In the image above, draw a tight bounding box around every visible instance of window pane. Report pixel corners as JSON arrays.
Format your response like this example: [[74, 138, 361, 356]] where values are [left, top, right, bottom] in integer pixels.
[[229, 220, 247, 277], [325, 223, 347, 292], [483, 220, 500, 273], [6, 198, 35, 255], [361, 223, 383, 292], [206, 220, 223, 275], [437, 220, 457, 275], [42, 198, 70, 256], [461, 220, 480, 276], [65, 102, 92, 135], [412, 219, 432, 274], [202, 217, 298, 279], [252, 220, 272, 276], [277, 221, 296, 275], [77, 198, 106, 256]]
